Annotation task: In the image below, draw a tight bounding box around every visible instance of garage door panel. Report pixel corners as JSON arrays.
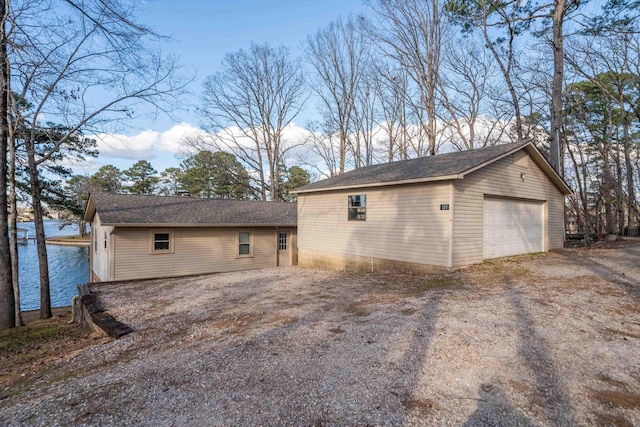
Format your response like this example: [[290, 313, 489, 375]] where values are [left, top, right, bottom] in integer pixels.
[[484, 197, 543, 259]]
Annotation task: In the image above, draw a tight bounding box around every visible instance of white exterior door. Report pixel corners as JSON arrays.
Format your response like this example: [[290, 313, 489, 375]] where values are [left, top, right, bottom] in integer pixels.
[[277, 231, 291, 267], [483, 197, 544, 259]]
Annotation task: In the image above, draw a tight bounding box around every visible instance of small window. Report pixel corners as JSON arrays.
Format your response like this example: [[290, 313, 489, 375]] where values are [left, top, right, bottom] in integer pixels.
[[238, 230, 252, 257], [278, 232, 287, 250], [104, 232, 107, 249], [348, 195, 366, 220], [151, 230, 173, 253], [94, 231, 97, 252]]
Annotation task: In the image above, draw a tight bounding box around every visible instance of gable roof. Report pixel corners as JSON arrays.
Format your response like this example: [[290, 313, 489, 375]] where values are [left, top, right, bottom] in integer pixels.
[[83, 193, 297, 227], [294, 142, 572, 195]]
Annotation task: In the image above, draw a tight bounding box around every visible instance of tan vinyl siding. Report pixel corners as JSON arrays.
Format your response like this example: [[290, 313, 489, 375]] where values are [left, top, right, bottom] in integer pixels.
[[452, 152, 565, 267], [298, 182, 453, 268], [91, 213, 114, 281], [112, 227, 278, 281]]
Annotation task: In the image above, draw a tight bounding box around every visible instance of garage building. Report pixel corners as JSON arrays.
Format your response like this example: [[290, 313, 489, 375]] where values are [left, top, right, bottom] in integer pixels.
[[294, 142, 572, 273]]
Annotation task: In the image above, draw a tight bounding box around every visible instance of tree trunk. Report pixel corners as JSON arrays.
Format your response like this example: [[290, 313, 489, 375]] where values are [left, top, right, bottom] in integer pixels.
[[565, 139, 588, 235], [7, 49, 23, 326], [622, 109, 638, 235], [0, 0, 15, 330], [549, 0, 565, 174], [601, 147, 616, 236], [9, 134, 23, 326], [613, 137, 624, 235], [482, 20, 523, 143], [581, 158, 589, 233], [25, 137, 52, 319]]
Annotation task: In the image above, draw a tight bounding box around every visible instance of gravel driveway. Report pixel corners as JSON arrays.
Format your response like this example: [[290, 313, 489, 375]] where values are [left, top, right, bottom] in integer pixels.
[[2, 243, 639, 426]]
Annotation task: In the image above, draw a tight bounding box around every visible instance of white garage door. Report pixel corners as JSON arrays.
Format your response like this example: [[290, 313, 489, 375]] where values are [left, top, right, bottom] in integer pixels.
[[483, 197, 544, 259]]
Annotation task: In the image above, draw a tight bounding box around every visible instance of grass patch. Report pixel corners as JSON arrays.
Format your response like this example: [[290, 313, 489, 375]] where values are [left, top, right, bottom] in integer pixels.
[[0, 316, 102, 389], [0, 322, 61, 353], [471, 260, 532, 280], [377, 272, 463, 296], [422, 276, 460, 289], [393, 275, 463, 297]]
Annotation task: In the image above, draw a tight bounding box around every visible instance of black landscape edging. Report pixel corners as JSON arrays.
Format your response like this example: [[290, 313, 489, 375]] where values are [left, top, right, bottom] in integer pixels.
[[78, 284, 133, 339]]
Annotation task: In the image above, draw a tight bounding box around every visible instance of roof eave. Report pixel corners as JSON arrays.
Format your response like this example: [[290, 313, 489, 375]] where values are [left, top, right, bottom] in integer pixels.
[[98, 222, 298, 228], [83, 195, 96, 222], [293, 174, 463, 194]]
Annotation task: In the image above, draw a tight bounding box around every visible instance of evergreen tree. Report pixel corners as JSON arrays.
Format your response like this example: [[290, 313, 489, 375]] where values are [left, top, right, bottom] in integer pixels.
[[123, 160, 159, 194], [91, 165, 123, 193], [280, 165, 311, 201], [159, 167, 184, 196], [179, 150, 251, 199]]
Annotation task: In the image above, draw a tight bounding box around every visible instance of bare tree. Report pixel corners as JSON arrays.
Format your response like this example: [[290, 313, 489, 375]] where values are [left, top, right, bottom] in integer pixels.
[[301, 119, 342, 178], [7, 0, 185, 319], [445, 0, 531, 144], [351, 70, 379, 167], [304, 17, 369, 173], [366, 0, 443, 156], [199, 43, 307, 201], [445, 0, 586, 173], [371, 61, 411, 161], [567, 34, 640, 235], [437, 37, 510, 150], [8, 95, 23, 326]]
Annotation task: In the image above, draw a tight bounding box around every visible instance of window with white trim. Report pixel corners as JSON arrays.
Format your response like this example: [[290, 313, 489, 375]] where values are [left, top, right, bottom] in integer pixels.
[[348, 195, 366, 220], [151, 230, 173, 253], [238, 230, 252, 257]]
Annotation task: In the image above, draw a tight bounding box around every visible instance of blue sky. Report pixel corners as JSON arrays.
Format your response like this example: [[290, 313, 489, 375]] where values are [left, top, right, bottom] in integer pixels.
[[82, 0, 365, 175]]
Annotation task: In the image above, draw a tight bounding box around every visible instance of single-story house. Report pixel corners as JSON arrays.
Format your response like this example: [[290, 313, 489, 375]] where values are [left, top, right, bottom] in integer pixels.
[[83, 193, 297, 282], [293, 141, 572, 273]]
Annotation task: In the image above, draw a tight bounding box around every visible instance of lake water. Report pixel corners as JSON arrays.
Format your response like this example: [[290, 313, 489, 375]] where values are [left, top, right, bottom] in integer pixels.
[[15, 220, 88, 311]]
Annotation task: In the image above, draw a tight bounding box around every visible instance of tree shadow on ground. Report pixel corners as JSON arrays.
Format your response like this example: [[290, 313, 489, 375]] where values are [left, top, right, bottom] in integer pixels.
[[505, 276, 574, 427], [463, 383, 536, 427], [392, 292, 442, 420], [166, 271, 446, 425], [556, 250, 640, 301]]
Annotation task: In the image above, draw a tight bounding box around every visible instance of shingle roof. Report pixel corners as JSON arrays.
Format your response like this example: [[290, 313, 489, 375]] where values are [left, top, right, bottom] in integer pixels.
[[85, 193, 297, 226], [295, 142, 531, 193]]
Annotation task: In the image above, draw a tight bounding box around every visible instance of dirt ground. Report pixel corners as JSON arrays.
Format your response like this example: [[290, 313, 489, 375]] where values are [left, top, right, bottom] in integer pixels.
[[1, 242, 639, 426]]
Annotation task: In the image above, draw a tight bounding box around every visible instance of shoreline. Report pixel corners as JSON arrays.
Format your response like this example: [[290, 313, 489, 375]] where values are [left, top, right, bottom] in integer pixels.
[[20, 306, 72, 324], [45, 235, 90, 247]]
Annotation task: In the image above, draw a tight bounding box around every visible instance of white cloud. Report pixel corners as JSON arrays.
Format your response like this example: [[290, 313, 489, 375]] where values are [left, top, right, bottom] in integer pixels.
[[93, 122, 206, 160], [62, 156, 101, 176], [157, 122, 208, 154], [94, 130, 159, 159]]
